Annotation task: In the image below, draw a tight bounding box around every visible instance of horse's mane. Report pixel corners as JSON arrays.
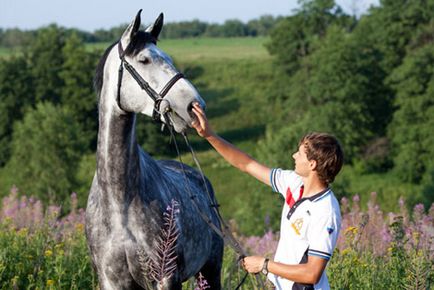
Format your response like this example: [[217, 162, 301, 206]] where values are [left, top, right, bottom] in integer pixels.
[[94, 31, 157, 100], [94, 41, 117, 99]]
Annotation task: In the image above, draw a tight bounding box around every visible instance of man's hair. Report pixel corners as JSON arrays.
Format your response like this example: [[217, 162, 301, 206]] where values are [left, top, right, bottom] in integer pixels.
[[299, 132, 344, 185]]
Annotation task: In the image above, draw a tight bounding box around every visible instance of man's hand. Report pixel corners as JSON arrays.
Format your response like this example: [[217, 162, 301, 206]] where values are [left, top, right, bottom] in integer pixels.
[[191, 102, 214, 138], [242, 256, 266, 274]]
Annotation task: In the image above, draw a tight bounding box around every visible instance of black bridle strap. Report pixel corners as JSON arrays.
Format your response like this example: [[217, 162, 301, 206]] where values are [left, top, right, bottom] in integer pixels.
[[122, 60, 160, 101], [159, 72, 184, 97], [116, 41, 184, 121]]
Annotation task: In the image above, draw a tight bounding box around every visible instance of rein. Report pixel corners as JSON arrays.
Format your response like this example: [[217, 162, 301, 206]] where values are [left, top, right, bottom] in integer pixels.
[[117, 41, 184, 121], [162, 114, 265, 290]]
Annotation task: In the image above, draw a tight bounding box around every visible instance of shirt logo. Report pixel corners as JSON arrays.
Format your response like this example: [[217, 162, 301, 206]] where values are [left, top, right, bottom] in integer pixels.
[[291, 218, 303, 235]]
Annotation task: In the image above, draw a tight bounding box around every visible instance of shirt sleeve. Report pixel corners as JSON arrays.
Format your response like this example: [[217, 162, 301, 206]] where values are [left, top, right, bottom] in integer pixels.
[[307, 213, 340, 261], [269, 168, 302, 199]]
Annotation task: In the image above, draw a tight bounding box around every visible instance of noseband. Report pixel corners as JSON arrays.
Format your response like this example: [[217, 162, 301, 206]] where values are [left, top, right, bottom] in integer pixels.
[[116, 41, 184, 121]]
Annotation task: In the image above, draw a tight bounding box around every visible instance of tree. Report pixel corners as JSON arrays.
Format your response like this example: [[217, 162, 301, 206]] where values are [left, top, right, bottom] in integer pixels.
[[259, 24, 390, 163], [359, 0, 434, 73], [161, 20, 208, 38], [221, 20, 247, 37], [0, 56, 34, 166], [3, 102, 88, 204], [246, 15, 282, 36], [387, 42, 434, 183], [60, 32, 99, 149], [266, 0, 351, 75], [27, 24, 66, 104]]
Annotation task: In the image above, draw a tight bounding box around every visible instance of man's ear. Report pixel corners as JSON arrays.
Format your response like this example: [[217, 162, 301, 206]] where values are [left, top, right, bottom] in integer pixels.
[[309, 159, 317, 171]]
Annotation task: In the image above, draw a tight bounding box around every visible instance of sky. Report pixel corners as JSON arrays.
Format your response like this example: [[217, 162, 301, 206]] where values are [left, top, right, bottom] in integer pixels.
[[0, 0, 379, 31]]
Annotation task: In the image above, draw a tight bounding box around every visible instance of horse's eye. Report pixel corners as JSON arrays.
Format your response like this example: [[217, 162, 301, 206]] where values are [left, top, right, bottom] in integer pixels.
[[139, 58, 150, 65]]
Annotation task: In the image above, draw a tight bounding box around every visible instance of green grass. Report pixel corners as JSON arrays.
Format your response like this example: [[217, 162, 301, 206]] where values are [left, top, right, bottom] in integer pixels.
[[0, 47, 18, 58], [0, 47, 8, 56], [86, 37, 271, 62]]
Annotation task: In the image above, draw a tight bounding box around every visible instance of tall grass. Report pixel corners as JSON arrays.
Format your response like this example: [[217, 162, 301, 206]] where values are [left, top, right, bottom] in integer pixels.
[[1, 187, 432, 289]]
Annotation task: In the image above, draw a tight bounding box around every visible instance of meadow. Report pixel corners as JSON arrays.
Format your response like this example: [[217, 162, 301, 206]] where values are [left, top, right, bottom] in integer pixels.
[[86, 37, 271, 62], [1, 188, 432, 289], [1, 36, 433, 289]]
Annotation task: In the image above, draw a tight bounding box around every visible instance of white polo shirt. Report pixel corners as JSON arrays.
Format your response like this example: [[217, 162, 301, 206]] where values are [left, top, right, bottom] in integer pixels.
[[268, 168, 341, 290]]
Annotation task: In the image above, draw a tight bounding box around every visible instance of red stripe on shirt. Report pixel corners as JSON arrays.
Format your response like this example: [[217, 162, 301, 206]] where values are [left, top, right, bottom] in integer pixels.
[[286, 187, 295, 207], [286, 185, 304, 208]]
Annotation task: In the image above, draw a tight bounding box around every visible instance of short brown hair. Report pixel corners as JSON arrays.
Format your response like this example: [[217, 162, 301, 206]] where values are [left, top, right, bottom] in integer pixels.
[[299, 132, 344, 184]]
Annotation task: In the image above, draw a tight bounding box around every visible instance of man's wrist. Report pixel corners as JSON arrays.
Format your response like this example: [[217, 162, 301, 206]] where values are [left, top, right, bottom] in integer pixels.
[[261, 258, 269, 275], [205, 132, 218, 141]]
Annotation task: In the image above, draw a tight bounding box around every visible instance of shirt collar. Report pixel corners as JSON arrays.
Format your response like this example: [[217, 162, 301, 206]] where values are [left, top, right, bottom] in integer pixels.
[[305, 187, 330, 202]]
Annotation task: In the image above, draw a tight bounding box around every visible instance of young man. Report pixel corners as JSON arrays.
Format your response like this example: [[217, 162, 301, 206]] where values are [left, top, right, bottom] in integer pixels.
[[191, 103, 344, 290]]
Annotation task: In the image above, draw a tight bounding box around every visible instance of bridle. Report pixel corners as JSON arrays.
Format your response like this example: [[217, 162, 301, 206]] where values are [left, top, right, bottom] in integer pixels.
[[116, 41, 184, 121]]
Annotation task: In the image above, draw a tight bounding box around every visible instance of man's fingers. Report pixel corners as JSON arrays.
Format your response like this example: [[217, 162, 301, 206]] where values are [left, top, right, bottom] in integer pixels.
[[192, 107, 206, 128]]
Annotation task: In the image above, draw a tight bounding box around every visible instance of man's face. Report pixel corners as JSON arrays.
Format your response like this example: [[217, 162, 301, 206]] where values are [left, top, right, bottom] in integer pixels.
[[292, 144, 312, 177]]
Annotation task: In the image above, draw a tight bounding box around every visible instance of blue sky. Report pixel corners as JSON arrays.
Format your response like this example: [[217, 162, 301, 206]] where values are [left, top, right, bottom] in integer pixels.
[[1, 0, 379, 31]]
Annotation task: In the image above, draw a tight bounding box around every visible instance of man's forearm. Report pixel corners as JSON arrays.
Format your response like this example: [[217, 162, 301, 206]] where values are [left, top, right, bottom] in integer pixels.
[[268, 260, 324, 285], [206, 134, 254, 172]]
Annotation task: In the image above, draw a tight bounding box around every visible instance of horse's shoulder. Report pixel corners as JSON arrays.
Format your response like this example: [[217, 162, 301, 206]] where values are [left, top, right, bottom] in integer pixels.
[[157, 159, 195, 174], [157, 160, 211, 184]]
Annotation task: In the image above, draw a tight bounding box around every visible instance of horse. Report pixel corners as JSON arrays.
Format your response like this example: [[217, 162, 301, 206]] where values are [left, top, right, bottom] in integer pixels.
[[85, 10, 223, 290]]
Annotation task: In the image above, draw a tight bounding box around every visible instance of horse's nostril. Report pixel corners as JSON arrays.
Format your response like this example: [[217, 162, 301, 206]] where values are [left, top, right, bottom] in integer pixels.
[[187, 102, 194, 112]]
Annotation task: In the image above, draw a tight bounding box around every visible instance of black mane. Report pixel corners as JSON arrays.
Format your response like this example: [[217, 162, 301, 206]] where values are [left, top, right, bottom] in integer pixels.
[[94, 41, 117, 99], [93, 31, 157, 100]]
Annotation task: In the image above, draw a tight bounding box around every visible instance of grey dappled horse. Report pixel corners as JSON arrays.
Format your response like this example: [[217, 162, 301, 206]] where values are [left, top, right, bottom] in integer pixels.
[[85, 11, 223, 290]]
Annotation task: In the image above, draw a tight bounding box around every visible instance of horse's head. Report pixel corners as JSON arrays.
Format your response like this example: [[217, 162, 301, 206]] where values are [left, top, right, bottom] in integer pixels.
[[98, 10, 205, 133]]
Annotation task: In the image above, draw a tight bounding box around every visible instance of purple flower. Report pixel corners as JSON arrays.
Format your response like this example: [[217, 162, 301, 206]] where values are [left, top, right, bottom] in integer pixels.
[[399, 197, 405, 207], [195, 272, 210, 290], [353, 194, 360, 203]]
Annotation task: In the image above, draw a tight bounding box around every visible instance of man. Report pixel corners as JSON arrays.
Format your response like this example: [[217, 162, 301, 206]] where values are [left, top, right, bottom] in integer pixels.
[[191, 103, 344, 290]]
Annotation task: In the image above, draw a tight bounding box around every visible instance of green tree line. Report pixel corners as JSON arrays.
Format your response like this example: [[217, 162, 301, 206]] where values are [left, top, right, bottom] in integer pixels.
[[0, 15, 282, 48], [257, 0, 434, 207]]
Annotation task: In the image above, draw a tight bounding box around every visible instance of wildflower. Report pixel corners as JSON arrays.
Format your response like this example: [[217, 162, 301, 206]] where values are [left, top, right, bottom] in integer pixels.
[[17, 227, 28, 237], [345, 226, 358, 235], [45, 250, 53, 257], [54, 243, 64, 249], [195, 272, 210, 290], [46, 279, 54, 286], [399, 197, 405, 207], [75, 223, 84, 232], [341, 248, 350, 256], [412, 231, 420, 244], [353, 195, 360, 203]]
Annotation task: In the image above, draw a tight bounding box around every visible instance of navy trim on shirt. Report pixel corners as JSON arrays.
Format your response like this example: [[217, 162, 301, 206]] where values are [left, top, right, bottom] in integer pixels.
[[286, 188, 330, 220]]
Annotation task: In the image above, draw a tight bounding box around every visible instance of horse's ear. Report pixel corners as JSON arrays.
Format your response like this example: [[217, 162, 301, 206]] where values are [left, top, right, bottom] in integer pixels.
[[120, 9, 142, 49], [145, 13, 164, 39]]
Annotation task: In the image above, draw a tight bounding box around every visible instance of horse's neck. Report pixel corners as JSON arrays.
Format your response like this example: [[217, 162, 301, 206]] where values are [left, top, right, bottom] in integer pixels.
[[96, 98, 141, 202]]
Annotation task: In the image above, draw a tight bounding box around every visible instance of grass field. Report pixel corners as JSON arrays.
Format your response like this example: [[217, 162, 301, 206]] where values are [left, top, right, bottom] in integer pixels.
[[87, 37, 271, 62], [0, 47, 14, 58]]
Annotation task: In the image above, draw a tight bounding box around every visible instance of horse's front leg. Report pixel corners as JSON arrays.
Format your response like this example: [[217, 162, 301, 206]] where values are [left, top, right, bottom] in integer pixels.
[[97, 248, 145, 290]]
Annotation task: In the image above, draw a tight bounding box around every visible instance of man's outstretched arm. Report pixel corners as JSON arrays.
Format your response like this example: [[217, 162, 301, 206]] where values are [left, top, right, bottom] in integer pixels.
[[191, 103, 271, 186]]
